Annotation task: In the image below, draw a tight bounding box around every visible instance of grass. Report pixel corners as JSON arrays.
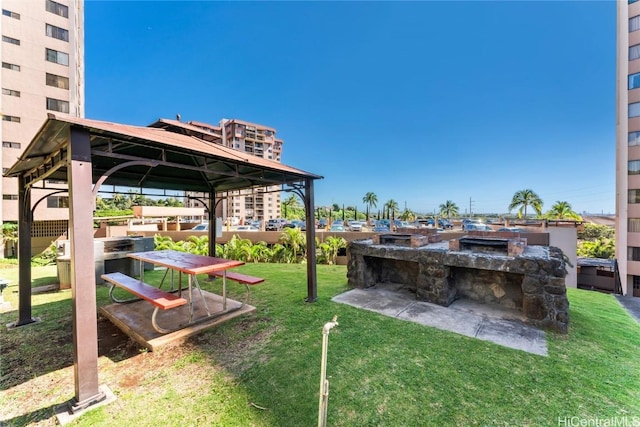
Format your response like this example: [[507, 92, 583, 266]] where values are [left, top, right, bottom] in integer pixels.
[[1, 263, 640, 426]]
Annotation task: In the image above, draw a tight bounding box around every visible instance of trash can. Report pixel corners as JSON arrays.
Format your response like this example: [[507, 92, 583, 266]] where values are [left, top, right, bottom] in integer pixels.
[[56, 256, 71, 289]]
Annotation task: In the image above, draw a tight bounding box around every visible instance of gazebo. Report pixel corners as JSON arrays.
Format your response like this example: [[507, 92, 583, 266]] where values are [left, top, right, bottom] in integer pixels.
[[4, 113, 323, 415]]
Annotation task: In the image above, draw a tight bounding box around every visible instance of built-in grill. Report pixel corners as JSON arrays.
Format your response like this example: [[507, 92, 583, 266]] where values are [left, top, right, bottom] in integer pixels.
[[374, 233, 430, 248], [459, 237, 510, 254], [450, 234, 526, 257], [56, 236, 154, 288]]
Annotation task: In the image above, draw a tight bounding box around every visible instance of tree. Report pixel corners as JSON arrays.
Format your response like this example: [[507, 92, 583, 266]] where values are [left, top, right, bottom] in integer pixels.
[[385, 199, 399, 220], [439, 200, 459, 219], [279, 226, 306, 262], [282, 194, 300, 219], [578, 223, 614, 241], [545, 201, 582, 221], [400, 208, 415, 221], [362, 192, 378, 220], [508, 189, 543, 219]]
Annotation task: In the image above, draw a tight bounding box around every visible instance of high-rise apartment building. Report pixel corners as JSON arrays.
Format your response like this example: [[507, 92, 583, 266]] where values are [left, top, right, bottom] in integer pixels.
[[150, 117, 284, 223], [1, 0, 84, 229], [617, 0, 640, 297]]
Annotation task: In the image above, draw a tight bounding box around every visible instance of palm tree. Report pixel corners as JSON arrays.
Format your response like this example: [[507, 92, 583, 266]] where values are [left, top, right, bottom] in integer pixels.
[[279, 226, 306, 262], [281, 194, 300, 219], [385, 199, 399, 221], [362, 192, 378, 221], [439, 200, 459, 219], [400, 207, 415, 221], [508, 189, 543, 219], [545, 201, 582, 220]]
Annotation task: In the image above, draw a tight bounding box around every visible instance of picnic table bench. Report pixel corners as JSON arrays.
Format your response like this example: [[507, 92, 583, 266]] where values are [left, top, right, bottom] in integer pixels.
[[104, 251, 266, 334], [102, 272, 187, 333]]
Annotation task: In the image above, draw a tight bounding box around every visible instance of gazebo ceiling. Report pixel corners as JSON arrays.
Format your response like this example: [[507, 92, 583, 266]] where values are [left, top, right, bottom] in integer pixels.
[[5, 114, 323, 193]]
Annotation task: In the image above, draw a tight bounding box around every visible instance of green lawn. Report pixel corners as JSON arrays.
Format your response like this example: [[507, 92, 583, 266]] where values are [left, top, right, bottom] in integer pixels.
[[1, 263, 640, 426]]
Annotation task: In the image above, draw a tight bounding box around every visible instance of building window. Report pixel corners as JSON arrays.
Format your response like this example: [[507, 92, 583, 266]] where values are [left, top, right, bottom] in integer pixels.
[[47, 196, 69, 208], [2, 115, 20, 123], [629, 247, 640, 261], [631, 73, 640, 90], [630, 190, 640, 203], [630, 218, 640, 232], [2, 194, 18, 200], [45, 48, 69, 66], [46, 97, 69, 113], [2, 9, 20, 19], [45, 24, 69, 42], [2, 62, 20, 71], [2, 141, 21, 149], [2, 88, 20, 97], [46, 0, 69, 18], [2, 35, 19, 45], [632, 16, 640, 32], [46, 73, 69, 89], [632, 44, 640, 61], [630, 131, 640, 146], [630, 102, 640, 118]]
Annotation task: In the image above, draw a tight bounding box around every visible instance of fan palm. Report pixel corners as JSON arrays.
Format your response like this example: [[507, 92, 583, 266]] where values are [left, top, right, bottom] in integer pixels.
[[545, 201, 582, 220], [362, 192, 378, 221], [508, 189, 543, 219], [439, 200, 459, 219], [385, 199, 399, 220]]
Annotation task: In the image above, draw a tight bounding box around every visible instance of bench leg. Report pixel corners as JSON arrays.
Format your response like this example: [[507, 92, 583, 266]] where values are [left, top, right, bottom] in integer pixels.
[[191, 275, 211, 316], [109, 284, 141, 304], [151, 307, 174, 334]]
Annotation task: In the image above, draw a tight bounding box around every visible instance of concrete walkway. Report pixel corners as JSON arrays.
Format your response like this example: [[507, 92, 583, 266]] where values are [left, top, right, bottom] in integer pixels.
[[332, 285, 548, 356], [616, 295, 640, 324]]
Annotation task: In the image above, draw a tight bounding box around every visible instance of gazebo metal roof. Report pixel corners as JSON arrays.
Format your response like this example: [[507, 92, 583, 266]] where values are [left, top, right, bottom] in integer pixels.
[[6, 113, 322, 193]]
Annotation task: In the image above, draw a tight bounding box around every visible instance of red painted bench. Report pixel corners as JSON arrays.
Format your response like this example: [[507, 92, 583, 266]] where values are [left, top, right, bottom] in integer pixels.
[[211, 271, 265, 285], [102, 272, 187, 333]]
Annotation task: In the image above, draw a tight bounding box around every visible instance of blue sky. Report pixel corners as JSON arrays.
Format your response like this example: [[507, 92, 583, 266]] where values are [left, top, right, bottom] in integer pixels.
[[85, 1, 615, 216]]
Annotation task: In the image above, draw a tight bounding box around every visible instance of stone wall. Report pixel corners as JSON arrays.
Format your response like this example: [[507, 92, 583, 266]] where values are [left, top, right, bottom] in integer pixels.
[[347, 239, 569, 333]]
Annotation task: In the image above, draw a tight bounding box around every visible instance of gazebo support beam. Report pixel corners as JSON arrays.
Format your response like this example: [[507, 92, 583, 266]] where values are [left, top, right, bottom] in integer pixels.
[[304, 178, 318, 302], [209, 190, 216, 256], [66, 127, 106, 411], [14, 175, 35, 327]]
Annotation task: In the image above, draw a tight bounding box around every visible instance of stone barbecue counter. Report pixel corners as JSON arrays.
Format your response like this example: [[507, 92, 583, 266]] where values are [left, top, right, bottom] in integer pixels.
[[346, 238, 569, 333]]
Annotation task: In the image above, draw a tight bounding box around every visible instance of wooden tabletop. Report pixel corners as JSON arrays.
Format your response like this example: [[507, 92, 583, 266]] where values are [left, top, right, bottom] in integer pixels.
[[128, 250, 244, 275]]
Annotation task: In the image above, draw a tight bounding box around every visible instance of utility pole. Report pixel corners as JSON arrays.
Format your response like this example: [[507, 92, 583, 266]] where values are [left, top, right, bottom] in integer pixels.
[[469, 197, 474, 217]]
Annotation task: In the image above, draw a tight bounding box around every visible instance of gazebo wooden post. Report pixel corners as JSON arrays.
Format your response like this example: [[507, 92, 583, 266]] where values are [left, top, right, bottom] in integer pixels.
[[208, 190, 216, 256], [304, 178, 318, 302], [67, 126, 105, 411], [15, 175, 35, 326]]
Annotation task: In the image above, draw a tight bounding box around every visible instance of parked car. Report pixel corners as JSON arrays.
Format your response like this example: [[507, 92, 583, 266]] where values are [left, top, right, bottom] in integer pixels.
[[497, 227, 523, 233], [464, 223, 493, 232], [347, 220, 363, 232], [283, 220, 306, 231], [266, 218, 286, 231], [318, 219, 327, 229], [420, 218, 453, 229], [461, 219, 483, 231], [191, 223, 209, 231], [235, 225, 259, 231], [329, 223, 345, 232], [373, 224, 390, 232]]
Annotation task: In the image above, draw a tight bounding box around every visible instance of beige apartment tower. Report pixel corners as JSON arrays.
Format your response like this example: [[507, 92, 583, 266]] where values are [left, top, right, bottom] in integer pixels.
[[162, 118, 284, 223], [1, 0, 84, 232], [617, 0, 640, 297]]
